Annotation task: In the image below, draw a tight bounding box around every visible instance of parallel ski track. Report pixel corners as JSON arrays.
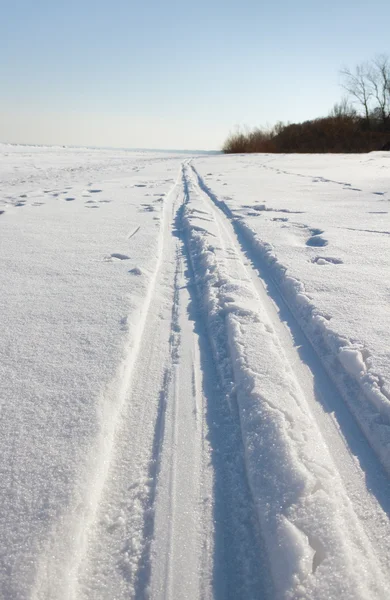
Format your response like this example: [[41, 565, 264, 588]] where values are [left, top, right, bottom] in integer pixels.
[[147, 233, 209, 600], [146, 163, 270, 599], [33, 166, 185, 599], [186, 162, 390, 583], [180, 165, 272, 600], [76, 164, 195, 599], [34, 160, 273, 600], [76, 161, 270, 600]]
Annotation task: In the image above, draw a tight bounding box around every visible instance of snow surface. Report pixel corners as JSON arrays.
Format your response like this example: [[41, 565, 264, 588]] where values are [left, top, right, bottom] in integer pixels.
[[1, 144, 390, 599]]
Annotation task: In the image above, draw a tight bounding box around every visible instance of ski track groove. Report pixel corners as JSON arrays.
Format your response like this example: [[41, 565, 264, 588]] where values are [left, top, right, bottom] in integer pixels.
[[149, 165, 269, 599], [148, 245, 182, 600], [179, 166, 272, 600], [93, 165, 190, 599]]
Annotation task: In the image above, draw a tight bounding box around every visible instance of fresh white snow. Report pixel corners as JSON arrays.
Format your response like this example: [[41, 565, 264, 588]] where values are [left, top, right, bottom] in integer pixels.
[[1, 144, 390, 599]]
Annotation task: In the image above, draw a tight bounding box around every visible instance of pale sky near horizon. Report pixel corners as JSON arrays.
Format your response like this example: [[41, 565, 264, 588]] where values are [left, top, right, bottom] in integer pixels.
[[1, 0, 390, 150]]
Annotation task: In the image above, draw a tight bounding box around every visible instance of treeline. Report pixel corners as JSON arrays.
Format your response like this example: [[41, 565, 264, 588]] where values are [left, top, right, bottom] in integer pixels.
[[223, 55, 390, 153]]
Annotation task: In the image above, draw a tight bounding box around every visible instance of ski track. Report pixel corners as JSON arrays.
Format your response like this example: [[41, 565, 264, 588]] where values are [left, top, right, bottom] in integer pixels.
[[32, 165, 186, 598], [32, 160, 270, 599], [183, 162, 390, 598], [78, 161, 270, 600], [7, 151, 390, 599]]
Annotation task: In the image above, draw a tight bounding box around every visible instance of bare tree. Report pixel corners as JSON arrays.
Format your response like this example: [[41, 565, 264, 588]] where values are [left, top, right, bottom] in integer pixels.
[[367, 55, 390, 127], [329, 96, 357, 119], [340, 63, 373, 125]]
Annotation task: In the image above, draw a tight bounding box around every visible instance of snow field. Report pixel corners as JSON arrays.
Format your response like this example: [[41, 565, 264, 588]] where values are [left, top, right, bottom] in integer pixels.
[[1, 144, 390, 599]]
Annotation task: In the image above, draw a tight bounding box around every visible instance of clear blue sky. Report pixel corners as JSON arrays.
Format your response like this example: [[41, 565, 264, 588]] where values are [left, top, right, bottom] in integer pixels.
[[1, 0, 389, 150]]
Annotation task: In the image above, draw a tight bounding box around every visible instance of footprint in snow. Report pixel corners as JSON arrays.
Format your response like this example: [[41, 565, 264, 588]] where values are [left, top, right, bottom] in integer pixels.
[[307, 236, 328, 247], [109, 253, 130, 261], [88, 189, 102, 194], [306, 228, 328, 247], [65, 197, 76, 201], [129, 267, 142, 275], [252, 204, 304, 215], [312, 256, 343, 265], [120, 316, 128, 331]]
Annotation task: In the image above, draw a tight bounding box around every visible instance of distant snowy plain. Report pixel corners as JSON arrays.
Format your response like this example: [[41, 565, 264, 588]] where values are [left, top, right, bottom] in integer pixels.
[[1, 144, 389, 599]]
